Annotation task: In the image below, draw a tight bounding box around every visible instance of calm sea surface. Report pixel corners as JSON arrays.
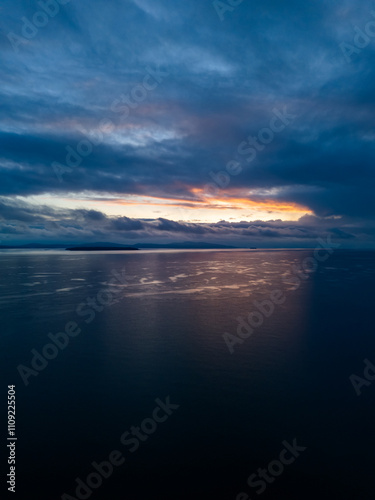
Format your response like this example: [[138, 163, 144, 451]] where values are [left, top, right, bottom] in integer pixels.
[[1, 249, 375, 500]]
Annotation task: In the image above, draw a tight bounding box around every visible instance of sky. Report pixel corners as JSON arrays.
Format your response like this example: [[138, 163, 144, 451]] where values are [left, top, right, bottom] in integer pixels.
[[0, 0, 375, 247]]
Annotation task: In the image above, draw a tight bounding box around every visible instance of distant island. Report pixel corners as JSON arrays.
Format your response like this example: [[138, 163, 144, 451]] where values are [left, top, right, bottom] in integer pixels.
[[135, 242, 237, 249], [66, 246, 139, 251]]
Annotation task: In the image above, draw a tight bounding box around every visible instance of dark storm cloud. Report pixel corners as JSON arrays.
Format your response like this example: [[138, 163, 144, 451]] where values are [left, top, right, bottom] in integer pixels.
[[0, 0, 374, 243]]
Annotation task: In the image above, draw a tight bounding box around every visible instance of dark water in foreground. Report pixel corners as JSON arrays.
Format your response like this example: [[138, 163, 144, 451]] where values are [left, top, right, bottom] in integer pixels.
[[1, 249, 375, 500]]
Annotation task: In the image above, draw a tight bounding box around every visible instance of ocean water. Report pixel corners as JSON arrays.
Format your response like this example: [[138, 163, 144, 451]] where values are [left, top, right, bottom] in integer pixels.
[[1, 249, 375, 500]]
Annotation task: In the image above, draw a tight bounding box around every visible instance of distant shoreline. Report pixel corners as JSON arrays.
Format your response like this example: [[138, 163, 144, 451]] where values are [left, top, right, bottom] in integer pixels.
[[66, 246, 139, 251]]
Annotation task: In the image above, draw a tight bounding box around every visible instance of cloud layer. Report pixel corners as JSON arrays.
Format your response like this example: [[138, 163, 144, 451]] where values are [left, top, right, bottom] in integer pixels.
[[1, 197, 373, 248]]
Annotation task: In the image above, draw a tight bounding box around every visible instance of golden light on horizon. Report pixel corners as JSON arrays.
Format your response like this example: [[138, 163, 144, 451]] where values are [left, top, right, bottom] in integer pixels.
[[25, 188, 313, 223]]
